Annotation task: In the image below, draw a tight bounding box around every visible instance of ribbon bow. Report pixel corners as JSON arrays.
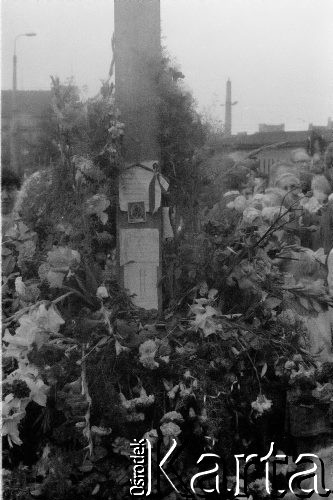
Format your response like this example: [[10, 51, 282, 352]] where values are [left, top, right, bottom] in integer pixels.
[[148, 163, 169, 213]]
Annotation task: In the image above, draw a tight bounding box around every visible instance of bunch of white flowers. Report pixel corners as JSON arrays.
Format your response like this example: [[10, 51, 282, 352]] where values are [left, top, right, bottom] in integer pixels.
[[160, 421, 182, 446], [242, 207, 262, 225], [139, 339, 159, 369], [251, 394, 272, 417]]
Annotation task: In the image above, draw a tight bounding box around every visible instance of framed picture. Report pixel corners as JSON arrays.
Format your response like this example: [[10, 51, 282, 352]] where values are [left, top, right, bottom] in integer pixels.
[[128, 201, 146, 223]]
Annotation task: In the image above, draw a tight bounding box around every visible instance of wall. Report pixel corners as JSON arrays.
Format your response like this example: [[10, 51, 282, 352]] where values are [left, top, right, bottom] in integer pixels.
[[1, 90, 51, 173]]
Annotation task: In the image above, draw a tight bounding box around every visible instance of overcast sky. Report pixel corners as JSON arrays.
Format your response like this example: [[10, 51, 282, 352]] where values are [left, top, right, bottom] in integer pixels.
[[2, 0, 333, 133]]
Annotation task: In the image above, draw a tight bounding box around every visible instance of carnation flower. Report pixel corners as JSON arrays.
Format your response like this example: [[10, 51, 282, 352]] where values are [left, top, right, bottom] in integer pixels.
[[17, 240, 36, 267], [262, 188, 284, 207], [179, 381, 193, 397], [242, 207, 262, 225], [284, 360, 295, 370], [233, 195, 248, 212], [96, 285, 108, 299], [137, 387, 155, 406], [160, 419, 184, 450], [248, 477, 271, 497], [127, 412, 145, 422], [261, 206, 281, 223], [85, 194, 110, 224], [223, 190, 240, 198], [160, 355, 170, 364], [300, 196, 322, 214], [112, 436, 131, 456], [160, 422, 181, 438], [289, 364, 315, 384], [224, 190, 240, 207], [160, 411, 184, 423], [167, 384, 179, 399], [251, 193, 266, 209], [119, 387, 154, 412], [47, 246, 80, 270], [313, 189, 328, 203], [91, 426, 112, 436], [139, 339, 159, 369], [15, 277, 26, 297], [42, 246, 81, 288], [251, 394, 272, 416], [143, 428, 158, 445], [278, 309, 296, 326]]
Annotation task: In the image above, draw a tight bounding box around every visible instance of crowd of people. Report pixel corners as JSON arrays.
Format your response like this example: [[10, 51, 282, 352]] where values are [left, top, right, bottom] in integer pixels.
[[217, 132, 333, 361], [224, 134, 333, 246]]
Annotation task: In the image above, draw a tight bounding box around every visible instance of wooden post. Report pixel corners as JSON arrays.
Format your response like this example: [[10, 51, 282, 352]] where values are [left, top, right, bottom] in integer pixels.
[[114, 0, 163, 311]]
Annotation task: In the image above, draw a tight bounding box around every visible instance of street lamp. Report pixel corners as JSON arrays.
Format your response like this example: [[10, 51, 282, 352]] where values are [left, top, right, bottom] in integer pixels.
[[11, 32, 37, 174]]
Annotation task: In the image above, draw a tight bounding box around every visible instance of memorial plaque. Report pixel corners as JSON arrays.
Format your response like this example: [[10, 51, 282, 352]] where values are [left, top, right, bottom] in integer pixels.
[[119, 166, 155, 212], [120, 228, 159, 309], [119, 228, 159, 265], [123, 263, 158, 310]]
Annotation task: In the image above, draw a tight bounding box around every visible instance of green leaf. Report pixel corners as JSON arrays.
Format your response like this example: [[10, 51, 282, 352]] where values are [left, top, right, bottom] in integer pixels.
[[261, 363, 268, 378], [96, 336, 109, 348], [92, 485, 100, 496], [265, 297, 282, 310], [78, 461, 93, 473], [299, 297, 310, 310], [85, 262, 102, 296], [2, 247, 13, 256], [310, 299, 322, 313], [91, 446, 108, 462], [47, 246, 80, 269], [2, 255, 16, 276], [188, 269, 196, 279]]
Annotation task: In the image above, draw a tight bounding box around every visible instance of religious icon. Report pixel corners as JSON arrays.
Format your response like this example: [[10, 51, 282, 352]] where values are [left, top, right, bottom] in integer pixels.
[[128, 202, 146, 223]]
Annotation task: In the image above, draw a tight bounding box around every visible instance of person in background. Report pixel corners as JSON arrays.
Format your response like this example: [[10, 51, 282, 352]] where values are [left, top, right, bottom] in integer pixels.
[[1, 168, 22, 235], [324, 141, 333, 186], [290, 148, 312, 194], [306, 130, 326, 160]]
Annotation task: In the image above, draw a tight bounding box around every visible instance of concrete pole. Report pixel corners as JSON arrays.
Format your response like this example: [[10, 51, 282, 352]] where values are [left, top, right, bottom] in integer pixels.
[[114, 0, 163, 311], [114, 0, 161, 163]]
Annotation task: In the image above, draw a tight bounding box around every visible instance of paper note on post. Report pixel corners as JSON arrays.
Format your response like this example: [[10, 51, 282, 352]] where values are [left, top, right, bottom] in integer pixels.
[[119, 228, 159, 266], [119, 167, 154, 212]]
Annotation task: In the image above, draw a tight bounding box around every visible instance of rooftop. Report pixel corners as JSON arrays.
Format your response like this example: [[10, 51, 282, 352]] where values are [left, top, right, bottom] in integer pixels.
[[1, 89, 52, 118], [209, 129, 333, 151]]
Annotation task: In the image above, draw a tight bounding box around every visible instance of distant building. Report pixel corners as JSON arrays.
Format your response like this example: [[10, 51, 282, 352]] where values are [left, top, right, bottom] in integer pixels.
[[1, 89, 52, 175], [208, 124, 333, 175], [258, 123, 285, 133], [308, 118, 333, 134]]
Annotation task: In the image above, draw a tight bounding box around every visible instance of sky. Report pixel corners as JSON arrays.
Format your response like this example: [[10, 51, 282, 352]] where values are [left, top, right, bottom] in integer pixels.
[[1, 0, 333, 133]]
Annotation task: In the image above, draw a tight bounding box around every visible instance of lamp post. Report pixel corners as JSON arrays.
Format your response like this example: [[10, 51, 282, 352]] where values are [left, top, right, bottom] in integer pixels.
[[11, 32, 37, 175]]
